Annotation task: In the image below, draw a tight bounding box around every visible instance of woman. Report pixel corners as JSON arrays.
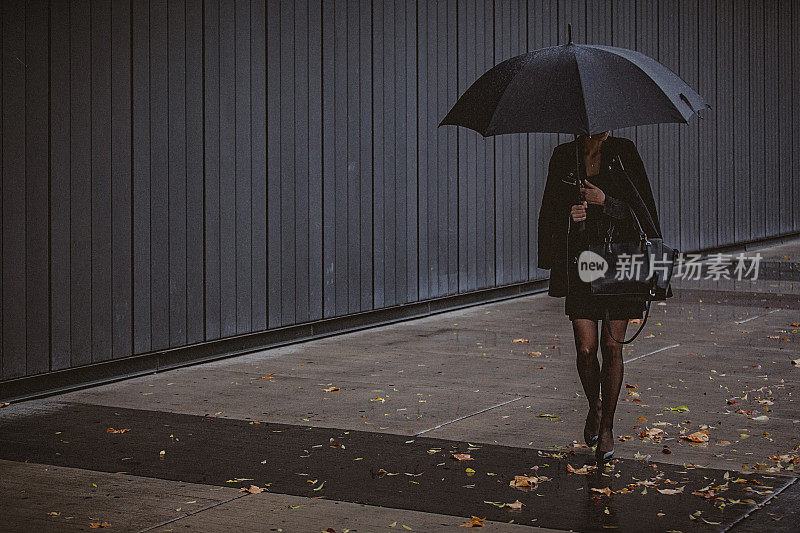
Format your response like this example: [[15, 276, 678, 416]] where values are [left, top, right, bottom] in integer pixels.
[[537, 131, 663, 465]]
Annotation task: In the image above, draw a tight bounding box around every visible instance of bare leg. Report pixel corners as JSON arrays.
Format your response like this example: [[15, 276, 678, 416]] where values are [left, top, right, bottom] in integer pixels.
[[597, 319, 628, 453], [572, 319, 601, 444]]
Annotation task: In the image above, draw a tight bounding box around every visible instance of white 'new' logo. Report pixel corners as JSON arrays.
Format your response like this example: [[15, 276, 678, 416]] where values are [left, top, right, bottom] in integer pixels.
[[577, 250, 608, 282]]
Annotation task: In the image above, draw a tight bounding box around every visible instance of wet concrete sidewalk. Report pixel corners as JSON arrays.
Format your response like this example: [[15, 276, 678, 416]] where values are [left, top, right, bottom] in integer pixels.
[[1, 239, 799, 532]]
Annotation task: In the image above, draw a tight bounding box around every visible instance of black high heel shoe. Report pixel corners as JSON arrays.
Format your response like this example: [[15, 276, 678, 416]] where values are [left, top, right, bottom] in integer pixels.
[[594, 447, 614, 466]]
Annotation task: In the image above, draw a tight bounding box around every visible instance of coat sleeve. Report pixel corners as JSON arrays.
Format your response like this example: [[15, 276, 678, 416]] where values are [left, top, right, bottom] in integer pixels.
[[623, 139, 662, 238], [537, 146, 566, 270]]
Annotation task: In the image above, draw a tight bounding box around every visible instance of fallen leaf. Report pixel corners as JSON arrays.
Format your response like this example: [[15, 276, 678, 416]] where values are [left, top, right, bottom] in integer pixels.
[[323, 386, 340, 392], [567, 464, 596, 475], [509, 475, 540, 488], [658, 486, 685, 495], [106, 428, 131, 434], [681, 430, 709, 443], [239, 484, 265, 494], [665, 405, 690, 413], [459, 516, 486, 527], [536, 413, 560, 419], [0, 402, 9, 408], [89, 523, 112, 529], [505, 500, 524, 510], [640, 428, 664, 442], [527, 351, 542, 356], [751, 415, 769, 421], [371, 397, 385, 403], [511, 338, 530, 343], [590, 486, 612, 496]]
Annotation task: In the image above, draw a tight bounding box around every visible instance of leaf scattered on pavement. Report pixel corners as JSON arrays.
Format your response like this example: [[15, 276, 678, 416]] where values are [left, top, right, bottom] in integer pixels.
[[459, 516, 486, 527]]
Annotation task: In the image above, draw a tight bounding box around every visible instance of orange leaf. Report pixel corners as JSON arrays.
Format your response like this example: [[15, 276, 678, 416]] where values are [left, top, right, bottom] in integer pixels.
[[106, 428, 131, 434], [459, 516, 486, 527], [511, 338, 530, 343], [590, 486, 612, 496], [452, 453, 473, 461], [323, 386, 340, 392], [89, 522, 112, 529], [681, 430, 709, 443], [567, 464, 596, 475]]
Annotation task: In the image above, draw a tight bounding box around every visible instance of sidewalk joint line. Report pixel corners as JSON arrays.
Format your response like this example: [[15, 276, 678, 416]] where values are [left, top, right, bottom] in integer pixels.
[[136, 493, 249, 533], [734, 308, 782, 324], [721, 476, 796, 532], [624, 343, 681, 364], [414, 396, 525, 436]]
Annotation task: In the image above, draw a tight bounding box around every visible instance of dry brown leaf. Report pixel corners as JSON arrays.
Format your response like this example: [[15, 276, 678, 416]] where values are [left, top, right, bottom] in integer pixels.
[[509, 475, 539, 488], [640, 428, 664, 441], [459, 516, 486, 527], [89, 522, 112, 529], [790, 323, 800, 327], [511, 338, 530, 343], [590, 486, 612, 496], [452, 453, 473, 461], [527, 351, 542, 356], [239, 484, 265, 494], [681, 430, 709, 443], [106, 428, 131, 434], [505, 500, 524, 510], [323, 386, 340, 392], [567, 464, 596, 475], [657, 486, 685, 495]]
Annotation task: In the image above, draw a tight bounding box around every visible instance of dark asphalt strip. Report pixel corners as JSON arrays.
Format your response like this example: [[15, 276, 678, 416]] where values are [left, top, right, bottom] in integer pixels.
[[0, 402, 793, 532]]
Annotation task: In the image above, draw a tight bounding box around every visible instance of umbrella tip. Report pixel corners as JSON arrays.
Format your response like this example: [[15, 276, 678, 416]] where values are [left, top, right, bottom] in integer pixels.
[[567, 23, 573, 44]]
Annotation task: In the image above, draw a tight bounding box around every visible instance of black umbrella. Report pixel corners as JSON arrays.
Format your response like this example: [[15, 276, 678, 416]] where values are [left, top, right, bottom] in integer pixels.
[[439, 24, 709, 232], [439, 25, 709, 136]]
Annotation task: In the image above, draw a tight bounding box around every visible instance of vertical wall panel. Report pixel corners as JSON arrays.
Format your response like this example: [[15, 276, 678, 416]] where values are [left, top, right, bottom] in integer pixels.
[[186, 0, 205, 343], [168, 0, 188, 345], [657, 0, 680, 247], [279, 0, 296, 325], [25, 0, 50, 374], [715, 0, 734, 246], [698, 0, 718, 249], [69, 0, 92, 367], [307, 1, 324, 321], [90, 0, 113, 363], [293, 0, 310, 323], [355, 0, 372, 311], [218, 0, 236, 336], [777, 0, 792, 234], [111, 0, 132, 358], [235, 0, 253, 332], [764, 3, 780, 236], [457, 0, 475, 293], [2, 0, 27, 378], [132, 0, 152, 353], [266, 0, 282, 327], [732, 0, 750, 242], [678, 0, 699, 252], [250, 0, 268, 330], [50, 0, 72, 370], [417, 0, 430, 300], [321, 0, 336, 318], [404, 0, 419, 302], [149, 0, 170, 349], [793, 0, 800, 229], [203, 0, 221, 339], [748, 2, 765, 240], [373, 0, 386, 308]]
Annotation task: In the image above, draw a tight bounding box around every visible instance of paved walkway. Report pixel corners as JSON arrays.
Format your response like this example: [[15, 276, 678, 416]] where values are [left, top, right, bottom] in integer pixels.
[[1, 239, 799, 532]]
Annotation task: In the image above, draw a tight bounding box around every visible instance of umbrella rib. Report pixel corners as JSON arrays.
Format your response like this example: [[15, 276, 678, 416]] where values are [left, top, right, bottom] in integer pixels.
[[483, 54, 535, 136], [571, 47, 592, 135]]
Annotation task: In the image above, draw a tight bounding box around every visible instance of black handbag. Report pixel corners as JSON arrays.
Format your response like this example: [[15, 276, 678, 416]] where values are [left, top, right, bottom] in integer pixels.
[[580, 155, 678, 344]]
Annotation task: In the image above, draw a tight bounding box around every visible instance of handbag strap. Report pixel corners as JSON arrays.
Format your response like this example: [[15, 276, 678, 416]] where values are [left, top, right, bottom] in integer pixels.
[[603, 298, 652, 344], [612, 155, 660, 238]]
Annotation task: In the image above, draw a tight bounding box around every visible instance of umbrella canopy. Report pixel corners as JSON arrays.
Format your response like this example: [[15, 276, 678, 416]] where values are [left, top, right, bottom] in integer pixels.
[[439, 39, 710, 137]]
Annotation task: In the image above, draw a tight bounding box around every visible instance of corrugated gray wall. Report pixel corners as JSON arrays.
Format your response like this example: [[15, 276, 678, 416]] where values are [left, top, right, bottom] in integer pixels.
[[1, 0, 798, 384]]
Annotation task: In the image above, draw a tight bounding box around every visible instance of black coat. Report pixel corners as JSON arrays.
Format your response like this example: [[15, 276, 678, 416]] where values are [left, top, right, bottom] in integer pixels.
[[537, 136, 663, 298]]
